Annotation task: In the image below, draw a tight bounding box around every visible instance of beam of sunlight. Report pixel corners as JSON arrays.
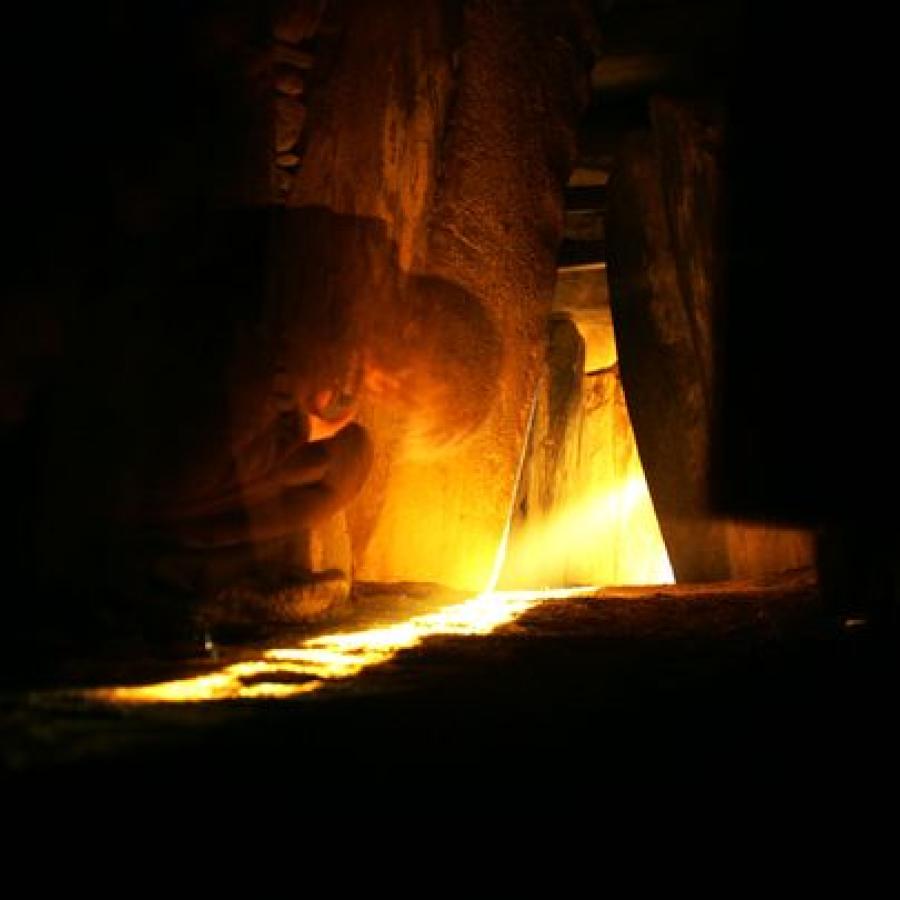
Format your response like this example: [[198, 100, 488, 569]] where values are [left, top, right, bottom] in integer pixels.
[[500, 474, 674, 589], [82, 586, 599, 705]]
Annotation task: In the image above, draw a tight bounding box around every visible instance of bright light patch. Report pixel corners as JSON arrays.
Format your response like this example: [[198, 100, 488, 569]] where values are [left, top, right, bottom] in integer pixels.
[[86, 586, 598, 705], [500, 474, 674, 589]]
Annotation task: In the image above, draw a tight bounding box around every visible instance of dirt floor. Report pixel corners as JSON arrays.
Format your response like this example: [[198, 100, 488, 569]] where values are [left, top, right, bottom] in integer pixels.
[[3, 570, 898, 797]]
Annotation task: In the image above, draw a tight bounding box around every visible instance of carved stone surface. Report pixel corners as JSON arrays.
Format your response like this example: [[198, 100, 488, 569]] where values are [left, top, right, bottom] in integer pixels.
[[290, 0, 590, 589]]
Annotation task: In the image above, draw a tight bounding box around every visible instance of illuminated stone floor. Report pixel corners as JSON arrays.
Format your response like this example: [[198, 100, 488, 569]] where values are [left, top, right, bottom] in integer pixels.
[[2, 571, 897, 791]]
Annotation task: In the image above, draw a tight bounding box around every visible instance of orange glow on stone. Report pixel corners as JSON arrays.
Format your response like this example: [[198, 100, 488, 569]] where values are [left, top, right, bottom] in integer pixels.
[[83, 587, 599, 705]]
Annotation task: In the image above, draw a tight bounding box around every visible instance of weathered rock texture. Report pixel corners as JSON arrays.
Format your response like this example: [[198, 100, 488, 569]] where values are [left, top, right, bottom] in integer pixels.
[[607, 96, 812, 582], [290, 0, 589, 589]]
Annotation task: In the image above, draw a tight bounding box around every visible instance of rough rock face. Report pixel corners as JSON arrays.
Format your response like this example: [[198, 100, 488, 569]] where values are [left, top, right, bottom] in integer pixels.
[[555, 270, 617, 371], [2, 0, 589, 649], [290, 0, 590, 589], [607, 127, 729, 581], [607, 97, 812, 582]]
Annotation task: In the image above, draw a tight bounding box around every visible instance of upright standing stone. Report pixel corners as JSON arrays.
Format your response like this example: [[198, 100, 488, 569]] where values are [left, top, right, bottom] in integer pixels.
[[607, 98, 812, 581], [291, 0, 590, 589]]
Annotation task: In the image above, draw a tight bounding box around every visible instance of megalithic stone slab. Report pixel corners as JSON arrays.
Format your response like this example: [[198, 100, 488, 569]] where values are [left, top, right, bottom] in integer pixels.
[[607, 130, 732, 582], [607, 100, 813, 582]]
